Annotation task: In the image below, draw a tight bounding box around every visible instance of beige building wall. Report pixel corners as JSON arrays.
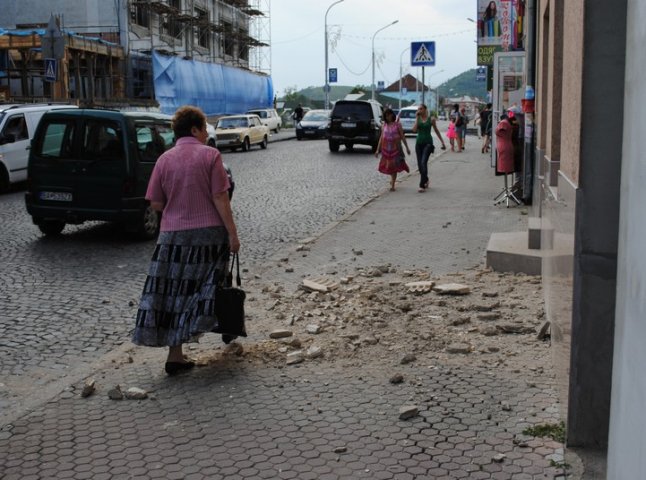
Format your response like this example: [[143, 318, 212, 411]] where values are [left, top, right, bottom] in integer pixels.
[[540, 0, 626, 451], [536, 0, 577, 426], [559, 1, 584, 184]]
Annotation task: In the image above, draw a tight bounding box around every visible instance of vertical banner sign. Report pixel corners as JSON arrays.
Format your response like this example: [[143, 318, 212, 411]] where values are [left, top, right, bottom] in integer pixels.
[[476, 0, 526, 66]]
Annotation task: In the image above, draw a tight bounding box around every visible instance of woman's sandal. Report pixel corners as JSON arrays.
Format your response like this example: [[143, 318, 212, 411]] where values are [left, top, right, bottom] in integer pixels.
[[165, 361, 195, 375]]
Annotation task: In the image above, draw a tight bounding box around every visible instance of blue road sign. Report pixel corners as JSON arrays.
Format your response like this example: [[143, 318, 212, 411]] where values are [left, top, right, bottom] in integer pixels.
[[411, 41, 435, 67], [329, 68, 338, 83], [44, 58, 57, 82], [476, 66, 487, 81]]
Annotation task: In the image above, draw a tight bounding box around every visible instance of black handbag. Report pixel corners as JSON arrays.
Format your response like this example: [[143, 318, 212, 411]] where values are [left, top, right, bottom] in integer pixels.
[[213, 253, 247, 339]]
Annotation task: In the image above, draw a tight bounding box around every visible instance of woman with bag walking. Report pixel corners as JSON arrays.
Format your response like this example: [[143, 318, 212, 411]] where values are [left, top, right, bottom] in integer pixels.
[[132, 105, 241, 375], [375, 108, 410, 191], [412, 104, 446, 192]]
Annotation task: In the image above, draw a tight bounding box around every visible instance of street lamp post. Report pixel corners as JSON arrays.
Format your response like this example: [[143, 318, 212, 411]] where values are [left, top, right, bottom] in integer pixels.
[[371, 20, 398, 101], [325, 0, 344, 111], [427, 68, 444, 112], [398, 47, 409, 111]]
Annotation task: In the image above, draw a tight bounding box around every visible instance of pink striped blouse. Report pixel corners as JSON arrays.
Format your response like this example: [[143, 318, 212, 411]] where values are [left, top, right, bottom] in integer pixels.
[[146, 137, 231, 232]]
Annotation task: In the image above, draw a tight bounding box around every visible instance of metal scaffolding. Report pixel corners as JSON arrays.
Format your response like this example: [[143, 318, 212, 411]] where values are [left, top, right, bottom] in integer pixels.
[[246, 0, 270, 75]]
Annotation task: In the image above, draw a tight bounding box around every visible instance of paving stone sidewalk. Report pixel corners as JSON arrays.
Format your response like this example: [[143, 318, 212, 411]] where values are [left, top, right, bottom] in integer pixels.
[[0, 136, 570, 480]]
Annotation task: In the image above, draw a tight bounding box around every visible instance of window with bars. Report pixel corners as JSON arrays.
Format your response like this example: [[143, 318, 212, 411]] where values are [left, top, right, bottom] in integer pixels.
[[129, 3, 150, 28], [195, 7, 209, 48], [223, 22, 234, 56], [161, 0, 182, 38]]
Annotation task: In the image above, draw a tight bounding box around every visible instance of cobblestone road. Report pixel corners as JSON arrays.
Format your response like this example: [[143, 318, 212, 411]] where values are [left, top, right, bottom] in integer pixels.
[[0, 132, 569, 479], [0, 137, 387, 423]]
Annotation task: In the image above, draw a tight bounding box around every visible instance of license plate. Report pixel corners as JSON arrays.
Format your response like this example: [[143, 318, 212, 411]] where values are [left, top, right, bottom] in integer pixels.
[[39, 191, 72, 202], [341, 122, 356, 128], [304, 130, 315, 135]]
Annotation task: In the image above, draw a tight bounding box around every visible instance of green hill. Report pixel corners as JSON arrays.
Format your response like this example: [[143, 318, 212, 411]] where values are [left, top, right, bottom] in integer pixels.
[[437, 69, 488, 100], [298, 85, 355, 102], [280, 69, 488, 109]]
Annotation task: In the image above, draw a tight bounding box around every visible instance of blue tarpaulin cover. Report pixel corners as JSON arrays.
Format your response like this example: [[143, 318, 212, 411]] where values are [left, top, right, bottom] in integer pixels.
[[152, 50, 273, 116]]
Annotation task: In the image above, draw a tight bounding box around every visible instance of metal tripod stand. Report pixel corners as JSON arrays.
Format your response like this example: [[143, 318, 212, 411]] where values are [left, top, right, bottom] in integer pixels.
[[493, 173, 522, 208]]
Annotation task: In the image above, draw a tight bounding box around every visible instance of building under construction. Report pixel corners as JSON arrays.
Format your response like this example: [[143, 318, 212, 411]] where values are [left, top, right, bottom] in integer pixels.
[[0, 0, 271, 109]]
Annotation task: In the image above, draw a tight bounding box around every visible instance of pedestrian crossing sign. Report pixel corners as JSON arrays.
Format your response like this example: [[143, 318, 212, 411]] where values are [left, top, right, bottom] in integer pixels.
[[410, 41, 436, 67], [44, 58, 57, 82]]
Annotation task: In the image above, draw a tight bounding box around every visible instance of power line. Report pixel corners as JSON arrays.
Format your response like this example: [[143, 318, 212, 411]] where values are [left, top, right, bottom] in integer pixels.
[[272, 27, 323, 45], [332, 50, 371, 77], [338, 28, 473, 41]]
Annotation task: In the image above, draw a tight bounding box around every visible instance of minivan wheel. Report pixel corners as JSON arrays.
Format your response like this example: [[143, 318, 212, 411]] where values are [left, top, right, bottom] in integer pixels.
[[136, 205, 160, 240], [371, 142, 379, 153], [260, 135, 268, 149], [329, 140, 340, 152], [37, 220, 65, 236], [242, 137, 250, 152]]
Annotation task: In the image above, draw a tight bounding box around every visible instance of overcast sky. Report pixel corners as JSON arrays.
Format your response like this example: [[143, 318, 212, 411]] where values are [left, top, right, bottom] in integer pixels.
[[269, 0, 478, 96]]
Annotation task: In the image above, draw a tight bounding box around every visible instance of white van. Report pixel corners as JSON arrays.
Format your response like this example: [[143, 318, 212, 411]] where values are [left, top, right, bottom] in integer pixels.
[[0, 103, 77, 192], [246, 108, 282, 133]]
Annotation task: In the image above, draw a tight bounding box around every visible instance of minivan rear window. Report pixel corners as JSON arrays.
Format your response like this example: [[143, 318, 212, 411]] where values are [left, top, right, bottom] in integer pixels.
[[332, 103, 372, 120], [82, 121, 124, 161], [38, 121, 75, 159], [399, 110, 417, 119], [136, 123, 174, 163]]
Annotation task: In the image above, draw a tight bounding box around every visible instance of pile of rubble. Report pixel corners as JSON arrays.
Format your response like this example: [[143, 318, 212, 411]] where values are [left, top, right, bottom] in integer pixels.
[[224, 265, 550, 373]]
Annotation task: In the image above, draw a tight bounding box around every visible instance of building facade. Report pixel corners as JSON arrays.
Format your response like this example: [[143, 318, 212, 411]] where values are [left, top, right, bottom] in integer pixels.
[[0, 0, 269, 103], [533, 0, 646, 476]]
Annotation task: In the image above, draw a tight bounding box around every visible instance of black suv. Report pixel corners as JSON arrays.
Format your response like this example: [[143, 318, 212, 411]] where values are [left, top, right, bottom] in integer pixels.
[[327, 100, 383, 153]]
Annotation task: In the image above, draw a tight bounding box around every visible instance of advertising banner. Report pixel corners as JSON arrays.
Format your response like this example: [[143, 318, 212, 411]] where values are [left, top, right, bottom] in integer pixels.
[[476, 0, 525, 65]]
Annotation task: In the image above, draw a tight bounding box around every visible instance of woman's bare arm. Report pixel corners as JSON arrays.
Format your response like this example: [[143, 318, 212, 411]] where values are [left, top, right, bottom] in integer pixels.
[[212, 191, 240, 253]]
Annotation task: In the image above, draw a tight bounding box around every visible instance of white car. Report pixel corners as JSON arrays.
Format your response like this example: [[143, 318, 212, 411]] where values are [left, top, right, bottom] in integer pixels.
[[397, 106, 419, 134], [215, 114, 269, 152], [246, 108, 282, 133]]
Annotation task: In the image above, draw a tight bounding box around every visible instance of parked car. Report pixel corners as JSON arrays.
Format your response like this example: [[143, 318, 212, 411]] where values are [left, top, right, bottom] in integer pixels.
[[0, 103, 78, 192], [397, 106, 419, 134], [327, 100, 383, 153], [296, 109, 330, 140], [215, 114, 269, 151], [206, 122, 217, 147], [25, 109, 174, 238], [246, 108, 282, 132]]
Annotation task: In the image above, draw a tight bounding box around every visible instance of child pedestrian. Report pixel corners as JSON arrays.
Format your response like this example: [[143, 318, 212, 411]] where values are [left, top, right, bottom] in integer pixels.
[[447, 121, 457, 152]]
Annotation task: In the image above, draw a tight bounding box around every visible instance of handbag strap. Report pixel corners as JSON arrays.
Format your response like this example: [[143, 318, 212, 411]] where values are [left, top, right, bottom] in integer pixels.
[[229, 253, 242, 287]]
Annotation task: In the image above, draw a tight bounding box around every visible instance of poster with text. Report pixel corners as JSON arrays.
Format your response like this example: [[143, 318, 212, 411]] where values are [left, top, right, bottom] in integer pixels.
[[477, 0, 525, 66]]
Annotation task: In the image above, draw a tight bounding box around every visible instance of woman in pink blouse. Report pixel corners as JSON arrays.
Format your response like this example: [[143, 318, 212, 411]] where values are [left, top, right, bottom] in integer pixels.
[[132, 106, 240, 375]]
